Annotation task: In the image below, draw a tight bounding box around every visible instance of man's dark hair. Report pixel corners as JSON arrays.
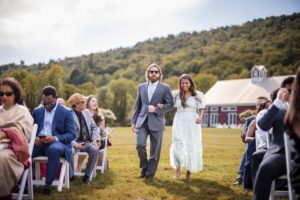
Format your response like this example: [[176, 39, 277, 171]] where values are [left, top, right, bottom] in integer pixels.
[[42, 86, 57, 98], [281, 76, 295, 88], [270, 88, 280, 102], [93, 114, 103, 124]]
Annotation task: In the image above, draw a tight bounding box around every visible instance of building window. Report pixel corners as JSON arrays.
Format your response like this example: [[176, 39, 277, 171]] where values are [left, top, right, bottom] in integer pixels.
[[228, 113, 237, 125], [221, 107, 237, 112], [210, 113, 218, 127], [203, 113, 208, 126], [210, 107, 218, 112], [204, 107, 209, 112], [252, 68, 258, 77]]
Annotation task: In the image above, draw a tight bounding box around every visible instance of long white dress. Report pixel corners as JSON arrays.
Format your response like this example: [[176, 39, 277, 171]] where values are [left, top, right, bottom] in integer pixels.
[[170, 91, 206, 172]]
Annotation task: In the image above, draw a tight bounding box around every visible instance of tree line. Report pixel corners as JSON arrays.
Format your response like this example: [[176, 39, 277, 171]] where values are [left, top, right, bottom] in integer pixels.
[[1, 13, 300, 126]]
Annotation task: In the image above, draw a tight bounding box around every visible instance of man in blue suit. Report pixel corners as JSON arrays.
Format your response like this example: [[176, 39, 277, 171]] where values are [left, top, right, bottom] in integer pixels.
[[32, 86, 75, 195]]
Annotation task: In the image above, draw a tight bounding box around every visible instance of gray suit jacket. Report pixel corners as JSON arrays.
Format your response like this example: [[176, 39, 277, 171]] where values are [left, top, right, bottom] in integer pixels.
[[258, 104, 286, 156], [131, 81, 174, 131], [71, 109, 100, 147]]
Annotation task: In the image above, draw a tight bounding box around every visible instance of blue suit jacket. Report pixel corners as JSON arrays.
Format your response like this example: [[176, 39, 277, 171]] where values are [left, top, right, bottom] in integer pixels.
[[32, 104, 76, 162]]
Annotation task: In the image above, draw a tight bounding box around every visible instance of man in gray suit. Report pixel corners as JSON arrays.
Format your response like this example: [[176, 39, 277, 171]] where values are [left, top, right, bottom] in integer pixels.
[[68, 93, 100, 184], [131, 63, 174, 178]]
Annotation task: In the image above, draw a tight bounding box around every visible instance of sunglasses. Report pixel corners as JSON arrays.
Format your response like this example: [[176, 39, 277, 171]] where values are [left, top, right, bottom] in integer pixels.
[[149, 70, 159, 74], [45, 102, 55, 108], [78, 100, 85, 105], [0, 91, 14, 97]]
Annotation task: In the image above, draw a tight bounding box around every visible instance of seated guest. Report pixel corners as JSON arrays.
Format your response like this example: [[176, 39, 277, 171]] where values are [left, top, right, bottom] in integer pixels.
[[254, 100, 272, 150], [32, 86, 75, 195], [68, 93, 100, 184], [76, 95, 105, 171], [254, 89, 279, 152], [242, 97, 268, 189], [40, 97, 66, 180], [86, 95, 105, 127], [252, 76, 294, 200], [233, 114, 255, 185], [233, 96, 268, 186], [285, 67, 300, 197], [0, 77, 34, 198], [93, 114, 108, 150], [93, 114, 110, 168]]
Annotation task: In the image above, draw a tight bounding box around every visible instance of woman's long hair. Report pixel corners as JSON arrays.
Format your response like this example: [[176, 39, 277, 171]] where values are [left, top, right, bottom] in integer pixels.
[[285, 67, 300, 130], [86, 95, 99, 116], [178, 74, 197, 108]]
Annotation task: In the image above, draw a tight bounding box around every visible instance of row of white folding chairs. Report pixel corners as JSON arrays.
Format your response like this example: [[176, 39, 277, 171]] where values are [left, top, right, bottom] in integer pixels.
[[12, 124, 109, 199], [32, 136, 109, 191]]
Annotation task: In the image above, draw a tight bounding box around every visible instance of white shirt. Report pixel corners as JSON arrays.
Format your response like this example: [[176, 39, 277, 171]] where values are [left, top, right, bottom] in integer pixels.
[[148, 81, 158, 102], [256, 109, 272, 149], [40, 102, 58, 136], [273, 98, 288, 110]]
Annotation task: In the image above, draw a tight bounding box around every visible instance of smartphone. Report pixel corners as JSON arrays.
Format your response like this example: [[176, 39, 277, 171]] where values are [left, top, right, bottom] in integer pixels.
[[38, 135, 46, 139]]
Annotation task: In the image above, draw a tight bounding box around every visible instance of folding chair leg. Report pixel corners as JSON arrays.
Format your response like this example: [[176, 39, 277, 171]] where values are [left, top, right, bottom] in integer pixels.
[[269, 181, 275, 200], [89, 162, 97, 181], [27, 167, 34, 200], [17, 169, 28, 200], [65, 163, 70, 189], [101, 150, 107, 174], [58, 162, 67, 192]]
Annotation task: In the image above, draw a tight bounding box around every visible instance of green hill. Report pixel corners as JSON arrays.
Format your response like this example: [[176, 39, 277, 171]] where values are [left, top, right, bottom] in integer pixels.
[[1, 13, 299, 125]]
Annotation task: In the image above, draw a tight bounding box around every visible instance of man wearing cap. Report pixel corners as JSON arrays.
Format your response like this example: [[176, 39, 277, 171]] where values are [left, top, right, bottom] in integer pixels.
[[68, 93, 100, 184]]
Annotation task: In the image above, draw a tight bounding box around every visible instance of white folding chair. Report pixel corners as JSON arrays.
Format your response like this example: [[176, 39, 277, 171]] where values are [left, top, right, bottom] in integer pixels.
[[269, 132, 295, 200], [283, 132, 296, 200], [73, 151, 97, 181], [32, 156, 70, 192], [94, 127, 111, 174], [96, 134, 109, 174], [12, 124, 38, 200]]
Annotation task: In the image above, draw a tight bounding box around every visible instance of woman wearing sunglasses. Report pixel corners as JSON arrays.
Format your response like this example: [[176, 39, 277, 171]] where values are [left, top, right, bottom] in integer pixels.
[[0, 77, 33, 199]]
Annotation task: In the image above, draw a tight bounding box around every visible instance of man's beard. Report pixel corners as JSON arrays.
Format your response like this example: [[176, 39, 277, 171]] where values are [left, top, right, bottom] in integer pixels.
[[150, 76, 159, 82]]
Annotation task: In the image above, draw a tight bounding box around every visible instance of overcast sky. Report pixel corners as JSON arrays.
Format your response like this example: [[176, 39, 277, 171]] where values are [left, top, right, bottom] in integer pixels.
[[0, 0, 299, 65]]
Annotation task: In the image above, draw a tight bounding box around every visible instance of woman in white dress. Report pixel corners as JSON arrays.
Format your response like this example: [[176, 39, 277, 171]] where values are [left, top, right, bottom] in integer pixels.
[[170, 74, 206, 182]]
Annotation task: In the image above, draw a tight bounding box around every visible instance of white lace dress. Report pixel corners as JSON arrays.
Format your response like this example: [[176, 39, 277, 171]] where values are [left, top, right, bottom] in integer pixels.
[[170, 91, 206, 172]]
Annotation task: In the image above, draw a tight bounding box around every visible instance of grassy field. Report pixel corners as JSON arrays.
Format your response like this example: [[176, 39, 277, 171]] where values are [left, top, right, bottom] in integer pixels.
[[34, 127, 252, 200]]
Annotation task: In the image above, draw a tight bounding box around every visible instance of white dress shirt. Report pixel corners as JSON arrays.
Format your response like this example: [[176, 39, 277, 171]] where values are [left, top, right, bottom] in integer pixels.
[[40, 102, 58, 136], [148, 81, 158, 102]]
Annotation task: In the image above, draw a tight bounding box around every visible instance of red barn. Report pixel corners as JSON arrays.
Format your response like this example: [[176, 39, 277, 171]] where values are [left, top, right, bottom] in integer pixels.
[[203, 66, 292, 128]]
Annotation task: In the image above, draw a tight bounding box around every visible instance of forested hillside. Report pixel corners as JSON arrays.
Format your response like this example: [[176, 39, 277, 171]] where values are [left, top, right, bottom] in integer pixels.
[[1, 13, 299, 125]]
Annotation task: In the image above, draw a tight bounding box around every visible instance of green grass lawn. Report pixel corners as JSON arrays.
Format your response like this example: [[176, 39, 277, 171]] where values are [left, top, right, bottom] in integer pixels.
[[34, 127, 252, 200]]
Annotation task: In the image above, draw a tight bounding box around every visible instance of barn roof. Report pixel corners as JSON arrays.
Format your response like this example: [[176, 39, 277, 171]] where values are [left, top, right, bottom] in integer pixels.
[[205, 75, 292, 106]]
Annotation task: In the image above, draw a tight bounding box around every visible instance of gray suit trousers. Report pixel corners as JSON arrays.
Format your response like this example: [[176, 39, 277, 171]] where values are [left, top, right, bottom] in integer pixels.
[[70, 142, 99, 178], [136, 121, 163, 177]]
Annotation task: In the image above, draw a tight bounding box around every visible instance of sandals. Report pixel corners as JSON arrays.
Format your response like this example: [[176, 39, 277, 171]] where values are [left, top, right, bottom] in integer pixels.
[[172, 172, 181, 181]]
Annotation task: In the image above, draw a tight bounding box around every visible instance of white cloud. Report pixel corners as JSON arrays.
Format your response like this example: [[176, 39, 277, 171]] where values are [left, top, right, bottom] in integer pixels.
[[0, 0, 209, 64], [0, 0, 298, 65]]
